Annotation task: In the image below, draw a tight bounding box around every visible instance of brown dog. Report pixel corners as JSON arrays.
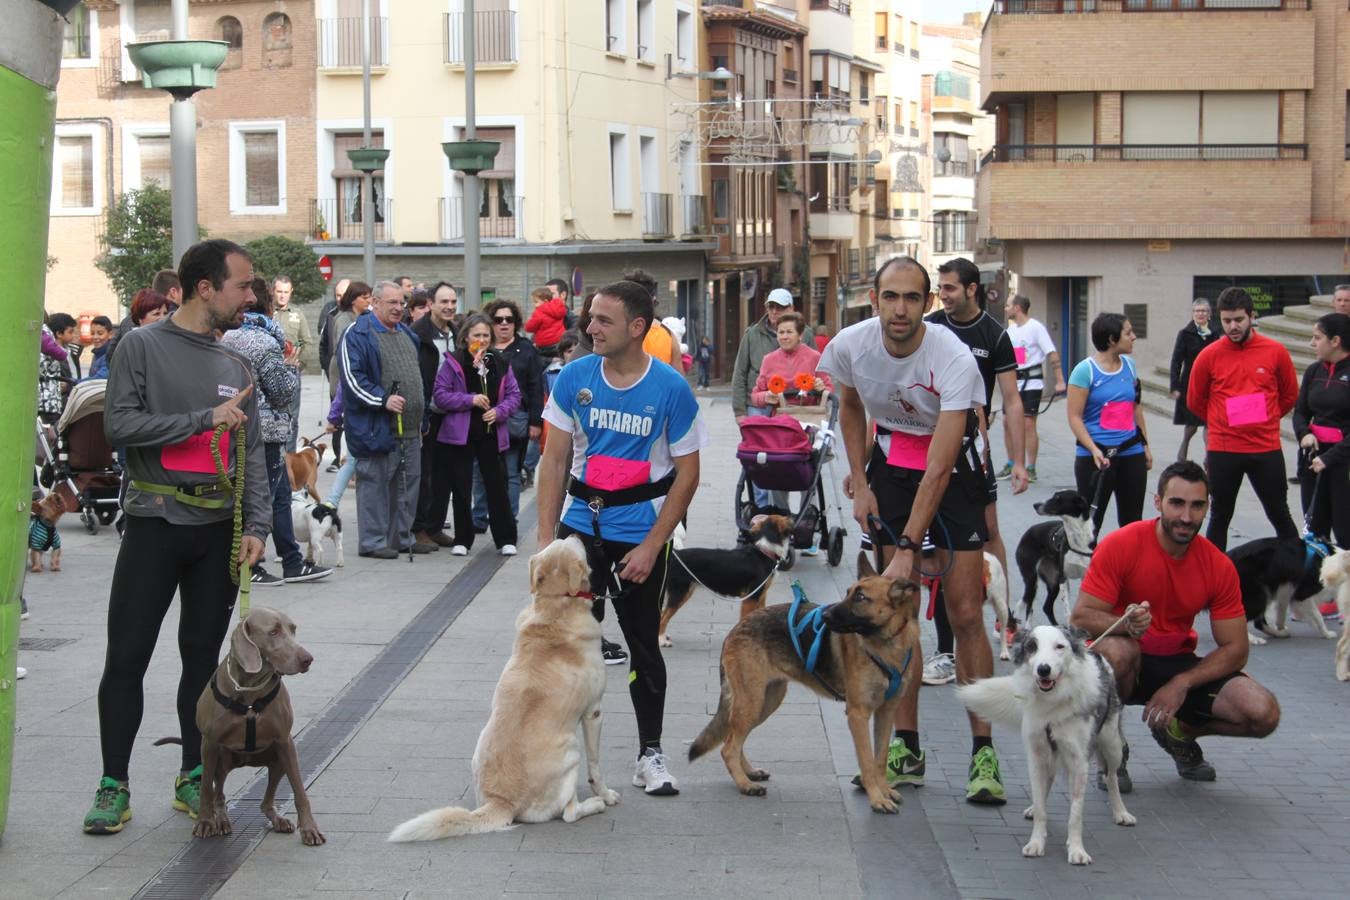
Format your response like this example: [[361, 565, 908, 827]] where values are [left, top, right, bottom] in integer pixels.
[[29, 493, 68, 573], [285, 439, 326, 503], [185, 608, 324, 845], [689, 553, 921, 814]]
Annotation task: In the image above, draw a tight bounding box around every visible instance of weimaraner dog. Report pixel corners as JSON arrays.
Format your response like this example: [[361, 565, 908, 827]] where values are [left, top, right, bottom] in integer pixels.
[[183, 607, 324, 845]]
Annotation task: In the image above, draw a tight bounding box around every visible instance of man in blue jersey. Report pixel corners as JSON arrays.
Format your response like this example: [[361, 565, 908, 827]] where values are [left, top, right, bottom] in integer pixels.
[[537, 280, 708, 797]]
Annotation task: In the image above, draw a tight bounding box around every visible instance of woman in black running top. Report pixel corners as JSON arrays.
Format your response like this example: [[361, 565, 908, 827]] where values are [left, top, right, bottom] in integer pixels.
[[1293, 313, 1350, 546]]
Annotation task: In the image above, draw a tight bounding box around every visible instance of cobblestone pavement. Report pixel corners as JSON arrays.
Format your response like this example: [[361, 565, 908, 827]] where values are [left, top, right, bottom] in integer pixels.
[[6, 376, 1348, 898]]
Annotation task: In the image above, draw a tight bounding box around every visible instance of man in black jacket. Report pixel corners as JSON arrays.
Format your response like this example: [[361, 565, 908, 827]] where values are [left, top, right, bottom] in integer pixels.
[[411, 283, 458, 547]]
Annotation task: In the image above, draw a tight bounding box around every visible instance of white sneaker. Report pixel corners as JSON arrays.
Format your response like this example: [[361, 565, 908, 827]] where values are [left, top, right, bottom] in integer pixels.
[[15, 667, 26, 680], [451, 545, 468, 557], [921, 652, 956, 686], [499, 544, 517, 556], [632, 748, 679, 796]]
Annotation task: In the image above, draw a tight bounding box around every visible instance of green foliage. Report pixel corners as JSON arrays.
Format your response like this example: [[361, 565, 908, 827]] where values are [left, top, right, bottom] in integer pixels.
[[244, 235, 325, 304], [95, 183, 180, 305]]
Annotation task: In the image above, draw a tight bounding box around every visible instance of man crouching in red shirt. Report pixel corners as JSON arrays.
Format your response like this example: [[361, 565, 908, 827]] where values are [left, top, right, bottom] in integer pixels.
[[1071, 460, 1280, 788]]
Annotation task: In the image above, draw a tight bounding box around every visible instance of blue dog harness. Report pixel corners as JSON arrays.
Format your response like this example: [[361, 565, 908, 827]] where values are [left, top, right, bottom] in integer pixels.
[[1304, 533, 1332, 575], [787, 581, 912, 702]]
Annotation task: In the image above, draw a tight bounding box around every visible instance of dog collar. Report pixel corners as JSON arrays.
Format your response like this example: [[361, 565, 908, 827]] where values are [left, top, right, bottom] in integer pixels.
[[570, 591, 595, 600]]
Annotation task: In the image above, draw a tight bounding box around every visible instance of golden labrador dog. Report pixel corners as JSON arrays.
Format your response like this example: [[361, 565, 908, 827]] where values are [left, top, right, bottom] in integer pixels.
[[388, 536, 620, 841]]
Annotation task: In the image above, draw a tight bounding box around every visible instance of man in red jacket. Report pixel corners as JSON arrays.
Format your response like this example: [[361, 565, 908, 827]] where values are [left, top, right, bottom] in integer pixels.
[[1186, 287, 1299, 551]]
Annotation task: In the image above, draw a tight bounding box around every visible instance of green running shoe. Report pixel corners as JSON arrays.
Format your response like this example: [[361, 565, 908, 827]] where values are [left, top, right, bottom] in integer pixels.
[[966, 746, 1007, 805], [1027, 466, 1038, 484], [994, 463, 1013, 480], [83, 777, 132, 834], [1150, 721, 1216, 781], [172, 765, 203, 819], [850, 740, 925, 788]]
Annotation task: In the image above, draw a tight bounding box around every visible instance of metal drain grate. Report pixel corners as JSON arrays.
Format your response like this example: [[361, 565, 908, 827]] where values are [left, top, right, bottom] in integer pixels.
[[18, 637, 77, 651]]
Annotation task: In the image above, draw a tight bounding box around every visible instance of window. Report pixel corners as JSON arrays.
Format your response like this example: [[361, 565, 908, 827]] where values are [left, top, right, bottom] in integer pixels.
[[636, 0, 654, 62], [605, 0, 625, 53], [809, 53, 851, 101], [475, 126, 517, 237], [262, 12, 293, 68], [332, 131, 384, 236], [131, 0, 172, 42], [712, 178, 729, 219], [859, 72, 870, 105], [229, 121, 286, 214], [217, 16, 242, 69], [933, 71, 971, 100], [137, 135, 171, 187], [63, 3, 95, 64], [935, 134, 970, 176], [608, 129, 631, 210], [54, 133, 95, 213], [875, 13, 888, 50], [675, 6, 693, 69], [933, 212, 971, 254]]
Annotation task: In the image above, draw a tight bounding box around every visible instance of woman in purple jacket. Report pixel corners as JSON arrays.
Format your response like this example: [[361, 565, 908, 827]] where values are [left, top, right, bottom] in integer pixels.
[[433, 313, 521, 555]]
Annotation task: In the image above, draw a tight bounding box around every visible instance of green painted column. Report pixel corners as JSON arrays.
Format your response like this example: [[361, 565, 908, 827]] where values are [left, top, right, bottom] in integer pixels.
[[0, 0, 64, 837]]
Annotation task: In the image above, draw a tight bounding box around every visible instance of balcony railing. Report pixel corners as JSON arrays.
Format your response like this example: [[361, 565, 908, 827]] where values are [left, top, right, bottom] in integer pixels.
[[439, 196, 522, 241], [310, 197, 392, 243], [642, 193, 673, 239], [444, 10, 517, 65], [982, 143, 1308, 163], [992, 0, 1305, 13], [810, 0, 852, 13], [680, 194, 708, 236], [317, 17, 388, 69]]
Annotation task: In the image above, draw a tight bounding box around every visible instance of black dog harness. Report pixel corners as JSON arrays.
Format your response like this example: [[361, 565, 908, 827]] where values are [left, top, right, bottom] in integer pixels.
[[567, 474, 675, 549], [210, 677, 281, 753], [1050, 525, 1094, 560]]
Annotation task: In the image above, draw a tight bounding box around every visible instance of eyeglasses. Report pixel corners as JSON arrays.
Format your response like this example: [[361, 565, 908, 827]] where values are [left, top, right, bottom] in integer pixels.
[[493, 316, 515, 325]]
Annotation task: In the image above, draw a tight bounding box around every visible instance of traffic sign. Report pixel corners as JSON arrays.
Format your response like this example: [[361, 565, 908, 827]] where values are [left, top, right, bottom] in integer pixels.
[[318, 255, 333, 282]]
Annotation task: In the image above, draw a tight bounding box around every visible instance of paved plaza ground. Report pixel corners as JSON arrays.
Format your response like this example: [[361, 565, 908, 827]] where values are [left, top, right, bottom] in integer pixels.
[[6, 375, 1349, 899]]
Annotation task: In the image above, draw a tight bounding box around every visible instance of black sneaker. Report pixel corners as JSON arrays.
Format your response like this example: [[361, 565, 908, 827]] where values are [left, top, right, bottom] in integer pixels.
[[326, 460, 341, 474], [601, 639, 628, 666], [1150, 722, 1216, 781], [250, 567, 284, 587], [283, 562, 332, 583], [1095, 742, 1133, 794]]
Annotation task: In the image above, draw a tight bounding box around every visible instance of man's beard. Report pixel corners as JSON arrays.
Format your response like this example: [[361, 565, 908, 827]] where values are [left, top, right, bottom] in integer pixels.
[[1227, 323, 1251, 343], [1162, 517, 1199, 544], [209, 306, 243, 332]]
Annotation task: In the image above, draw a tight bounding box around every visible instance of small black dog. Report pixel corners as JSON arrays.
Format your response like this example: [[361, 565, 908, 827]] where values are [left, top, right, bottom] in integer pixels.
[[659, 514, 793, 646], [1013, 490, 1095, 626], [1228, 536, 1338, 645]]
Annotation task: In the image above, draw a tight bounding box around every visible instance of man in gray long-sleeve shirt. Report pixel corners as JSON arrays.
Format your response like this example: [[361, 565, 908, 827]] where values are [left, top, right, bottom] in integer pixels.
[[83, 239, 271, 836]]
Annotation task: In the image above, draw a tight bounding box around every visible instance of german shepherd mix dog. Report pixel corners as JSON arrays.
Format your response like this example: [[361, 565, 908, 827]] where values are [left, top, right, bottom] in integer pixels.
[[957, 626, 1135, 866], [659, 514, 793, 647], [689, 554, 920, 814], [1228, 537, 1339, 645], [389, 537, 620, 841], [1014, 490, 1095, 626]]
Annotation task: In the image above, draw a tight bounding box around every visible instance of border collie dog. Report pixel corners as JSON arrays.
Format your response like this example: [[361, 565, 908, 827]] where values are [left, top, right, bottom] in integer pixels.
[[1228, 536, 1338, 646], [1013, 491, 1095, 627]]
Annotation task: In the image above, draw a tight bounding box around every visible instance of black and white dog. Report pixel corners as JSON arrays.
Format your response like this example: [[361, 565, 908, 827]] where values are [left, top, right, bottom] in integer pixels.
[[957, 625, 1135, 866], [1013, 490, 1095, 626], [292, 492, 344, 568], [1228, 536, 1338, 645], [658, 514, 792, 647]]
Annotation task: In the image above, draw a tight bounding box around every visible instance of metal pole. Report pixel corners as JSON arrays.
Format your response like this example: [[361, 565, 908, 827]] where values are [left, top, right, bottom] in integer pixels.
[[361, 0, 375, 285], [169, 0, 195, 266], [463, 0, 480, 308]]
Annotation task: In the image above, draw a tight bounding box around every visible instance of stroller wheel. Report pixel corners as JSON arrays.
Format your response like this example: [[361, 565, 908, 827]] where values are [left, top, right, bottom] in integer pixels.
[[827, 527, 845, 567], [97, 508, 117, 525], [779, 548, 797, 571]]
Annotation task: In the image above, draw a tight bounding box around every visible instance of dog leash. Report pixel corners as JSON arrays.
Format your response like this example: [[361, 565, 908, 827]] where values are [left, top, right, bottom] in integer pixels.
[[867, 515, 954, 579], [1088, 603, 1141, 647], [669, 547, 782, 603], [210, 423, 250, 620]]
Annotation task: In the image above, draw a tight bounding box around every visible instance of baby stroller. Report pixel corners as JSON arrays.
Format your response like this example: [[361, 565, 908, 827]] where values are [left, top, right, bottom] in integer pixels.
[[733, 391, 848, 569], [37, 379, 122, 534]]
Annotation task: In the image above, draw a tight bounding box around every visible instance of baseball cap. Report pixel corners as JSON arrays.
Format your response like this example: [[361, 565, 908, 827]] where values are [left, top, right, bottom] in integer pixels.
[[765, 288, 793, 308]]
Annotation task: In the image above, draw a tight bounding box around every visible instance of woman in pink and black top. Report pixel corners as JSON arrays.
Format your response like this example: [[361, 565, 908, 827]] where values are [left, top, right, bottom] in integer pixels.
[[1293, 312, 1350, 547], [749, 312, 832, 414]]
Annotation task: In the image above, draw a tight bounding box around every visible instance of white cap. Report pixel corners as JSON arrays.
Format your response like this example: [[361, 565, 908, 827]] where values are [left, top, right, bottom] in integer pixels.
[[765, 288, 793, 308]]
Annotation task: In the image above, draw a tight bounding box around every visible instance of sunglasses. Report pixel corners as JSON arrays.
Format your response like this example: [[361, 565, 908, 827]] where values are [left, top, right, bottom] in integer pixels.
[[493, 316, 516, 324]]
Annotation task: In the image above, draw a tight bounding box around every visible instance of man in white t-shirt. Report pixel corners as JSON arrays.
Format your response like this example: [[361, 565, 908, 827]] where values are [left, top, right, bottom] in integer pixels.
[[998, 294, 1064, 480], [818, 256, 1009, 807]]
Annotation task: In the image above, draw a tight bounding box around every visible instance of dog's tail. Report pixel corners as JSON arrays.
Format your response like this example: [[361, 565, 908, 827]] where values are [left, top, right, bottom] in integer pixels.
[[954, 676, 1025, 729], [688, 665, 729, 763], [983, 552, 1013, 634], [387, 799, 515, 842]]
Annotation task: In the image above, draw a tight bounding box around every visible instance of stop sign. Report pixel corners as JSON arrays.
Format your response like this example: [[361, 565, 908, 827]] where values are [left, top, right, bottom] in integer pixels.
[[318, 255, 333, 282]]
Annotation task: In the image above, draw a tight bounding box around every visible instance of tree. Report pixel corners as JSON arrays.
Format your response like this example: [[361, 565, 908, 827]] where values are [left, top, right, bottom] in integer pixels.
[[244, 235, 325, 303], [95, 183, 192, 305]]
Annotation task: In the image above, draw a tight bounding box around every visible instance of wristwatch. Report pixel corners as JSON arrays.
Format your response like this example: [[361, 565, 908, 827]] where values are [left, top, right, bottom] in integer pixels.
[[895, 534, 922, 553]]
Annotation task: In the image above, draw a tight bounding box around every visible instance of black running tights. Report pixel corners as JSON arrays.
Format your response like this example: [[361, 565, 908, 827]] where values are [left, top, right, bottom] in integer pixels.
[[98, 515, 236, 780], [1205, 449, 1299, 552], [1074, 452, 1147, 537]]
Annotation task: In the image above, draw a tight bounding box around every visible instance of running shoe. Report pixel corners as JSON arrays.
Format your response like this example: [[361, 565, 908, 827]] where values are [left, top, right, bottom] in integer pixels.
[[966, 746, 1008, 804], [601, 639, 628, 666], [284, 562, 332, 583], [1026, 466, 1037, 484], [325, 460, 341, 474], [994, 463, 1013, 480], [499, 544, 518, 556], [451, 545, 468, 557], [1150, 720, 1216, 781], [15, 666, 26, 680], [83, 777, 131, 834], [632, 747, 679, 796], [173, 765, 203, 819], [1319, 600, 1341, 622], [1095, 742, 1132, 794], [854, 740, 927, 788], [250, 567, 284, 587], [922, 652, 956, 686]]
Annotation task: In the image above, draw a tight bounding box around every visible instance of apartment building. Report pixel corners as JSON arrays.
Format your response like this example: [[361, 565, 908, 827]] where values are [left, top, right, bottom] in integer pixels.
[[311, 0, 712, 332], [922, 14, 990, 273], [976, 0, 1349, 375], [48, 0, 317, 322]]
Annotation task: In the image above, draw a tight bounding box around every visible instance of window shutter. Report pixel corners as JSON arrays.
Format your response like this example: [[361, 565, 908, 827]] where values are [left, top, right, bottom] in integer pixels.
[[477, 127, 515, 178], [244, 132, 280, 207]]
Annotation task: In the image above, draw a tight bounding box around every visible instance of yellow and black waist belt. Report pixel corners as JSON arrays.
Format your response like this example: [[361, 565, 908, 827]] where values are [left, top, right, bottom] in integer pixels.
[[130, 479, 231, 510]]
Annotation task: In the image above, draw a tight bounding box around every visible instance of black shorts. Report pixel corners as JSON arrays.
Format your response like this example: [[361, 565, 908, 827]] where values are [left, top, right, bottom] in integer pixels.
[[866, 446, 988, 552], [1019, 388, 1043, 417], [1125, 653, 1246, 726]]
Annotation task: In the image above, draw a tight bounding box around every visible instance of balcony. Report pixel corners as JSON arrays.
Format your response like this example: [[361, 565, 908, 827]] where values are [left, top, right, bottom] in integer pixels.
[[981, 2, 1313, 104], [444, 10, 517, 66], [318, 17, 388, 71], [680, 194, 709, 237], [976, 144, 1316, 240], [439, 196, 522, 242], [310, 197, 392, 243], [642, 193, 673, 239]]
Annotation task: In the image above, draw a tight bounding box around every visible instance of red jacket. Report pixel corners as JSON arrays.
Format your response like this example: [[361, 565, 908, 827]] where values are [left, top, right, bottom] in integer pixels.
[[1186, 330, 1297, 453], [525, 298, 568, 348]]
